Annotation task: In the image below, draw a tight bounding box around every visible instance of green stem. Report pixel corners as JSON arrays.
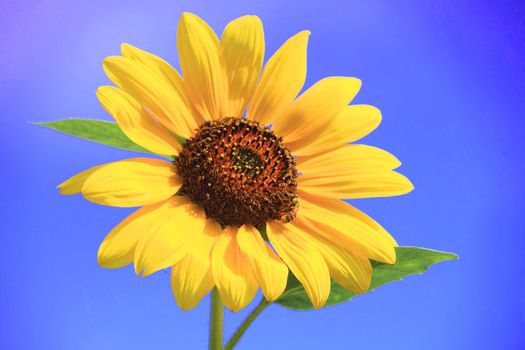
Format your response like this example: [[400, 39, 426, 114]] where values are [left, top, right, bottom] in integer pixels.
[[224, 298, 269, 350], [209, 289, 224, 350]]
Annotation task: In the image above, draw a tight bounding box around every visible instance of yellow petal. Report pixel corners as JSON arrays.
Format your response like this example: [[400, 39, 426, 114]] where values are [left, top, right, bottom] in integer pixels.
[[266, 221, 330, 309], [58, 164, 103, 195], [247, 31, 310, 125], [171, 219, 222, 310], [221, 15, 264, 117], [297, 192, 397, 263], [273, 77, 361, 145], [103, 56, 197, 138], [295, 219, 372, 293], [121, 43, 205, 127], [298, 169, 414, 199], [97, 86, 181, 156], [211, 227, 258, 312], [291, 104, 382, 157], [134, 196, 207, 276], [171, 256, 214, 310], [97, 200, 167, 268], [82, 158, 180, 207], [236, 225, 288, 301], [177, 12, 228, 121], [298, 144, 401, 178]]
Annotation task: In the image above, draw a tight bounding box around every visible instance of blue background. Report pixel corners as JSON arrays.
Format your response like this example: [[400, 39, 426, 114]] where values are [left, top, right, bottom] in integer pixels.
[[1, 0, 524, 349]]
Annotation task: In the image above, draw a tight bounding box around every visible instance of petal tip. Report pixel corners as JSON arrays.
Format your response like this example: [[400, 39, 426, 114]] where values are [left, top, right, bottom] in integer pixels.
[[95, 85, 113, 100], [176, 301, 198, 311], [97, 255, 110, 268], [250, 14, 262, 23], [102, 55, 118, 65], [120, 42, 133, 54], [311, 298, 326, 309], [179, 11, 200, 25], [301, 30, 312, 37], [97, 247, 116, 269], [402, 176, 415, 194], [56, 180, 78, 195], [354, 284, 369, 295], [133, 259, 143, 276], [385, 248, 397, 264], [353, 77, 363, 90], [102, 55, 130, 72], [290, 30, 311, 45]]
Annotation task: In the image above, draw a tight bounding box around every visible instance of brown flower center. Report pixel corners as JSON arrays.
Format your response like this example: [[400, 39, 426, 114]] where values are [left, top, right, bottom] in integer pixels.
[[175, 117, 298, 228]]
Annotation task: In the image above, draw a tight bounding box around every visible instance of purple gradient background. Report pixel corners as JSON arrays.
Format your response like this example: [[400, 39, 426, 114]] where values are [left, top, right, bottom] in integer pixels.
[[1, 0, 524, 349]]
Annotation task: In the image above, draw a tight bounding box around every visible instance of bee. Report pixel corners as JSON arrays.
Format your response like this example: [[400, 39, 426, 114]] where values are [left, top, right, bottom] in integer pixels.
[[281, 198, 300, 223], [281, 213, 295, 223]]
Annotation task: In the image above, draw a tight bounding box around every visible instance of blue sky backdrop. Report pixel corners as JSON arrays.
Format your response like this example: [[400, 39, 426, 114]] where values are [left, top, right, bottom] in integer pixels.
[[1, 0, 524, 349]]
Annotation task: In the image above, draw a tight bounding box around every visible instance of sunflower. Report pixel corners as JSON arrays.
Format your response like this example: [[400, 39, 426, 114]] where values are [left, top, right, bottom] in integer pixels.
[[59, 12, 413, 312]]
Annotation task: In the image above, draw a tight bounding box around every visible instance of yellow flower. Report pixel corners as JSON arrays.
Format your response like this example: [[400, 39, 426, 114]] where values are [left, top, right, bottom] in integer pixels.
[[59, 12, 413, 312]]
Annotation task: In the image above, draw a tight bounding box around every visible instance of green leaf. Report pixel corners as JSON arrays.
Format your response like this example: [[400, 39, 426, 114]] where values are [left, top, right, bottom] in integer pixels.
[[34, 119, 154, 154], [257, 225, 269, 241], [276, 246, 458, 310]]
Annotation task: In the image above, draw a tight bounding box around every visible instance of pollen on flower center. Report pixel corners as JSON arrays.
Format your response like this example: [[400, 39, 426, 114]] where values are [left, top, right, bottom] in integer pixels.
[[175, 117, 298, 228]]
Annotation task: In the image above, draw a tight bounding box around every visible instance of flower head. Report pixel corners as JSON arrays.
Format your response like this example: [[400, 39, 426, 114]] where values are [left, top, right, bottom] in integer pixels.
[[59, 12, 413, 311]]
